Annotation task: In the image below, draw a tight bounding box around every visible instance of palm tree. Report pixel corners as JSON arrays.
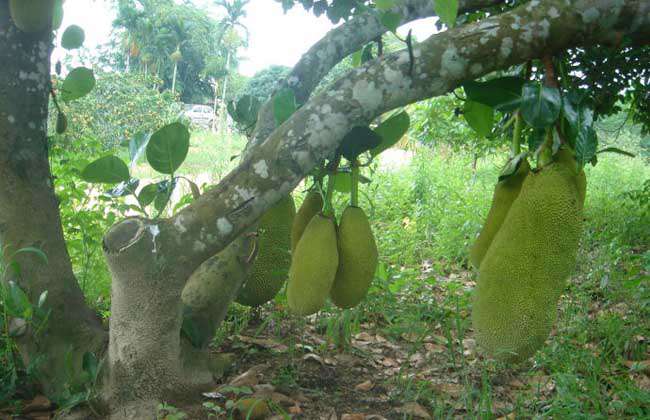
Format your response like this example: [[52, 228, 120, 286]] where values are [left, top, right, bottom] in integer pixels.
[[213, 0, 249, 132]]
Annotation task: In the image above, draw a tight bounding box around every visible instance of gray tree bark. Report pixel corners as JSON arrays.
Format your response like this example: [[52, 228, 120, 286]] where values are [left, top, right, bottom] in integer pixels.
[[0, 1, 106, 396]]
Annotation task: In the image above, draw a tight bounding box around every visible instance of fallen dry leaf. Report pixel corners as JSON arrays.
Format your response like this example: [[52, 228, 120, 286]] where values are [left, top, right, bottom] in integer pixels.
[[355, 380, 374, 391], [624, 360, 650, 374], [237, 335, 289, 352], [355, 332, 374, 341], [23, 395, 52, 413], [289, 404, 303, 415], [394, 402, 432, 419], [341, 414, 365, 420], [226, 364, 267, 388], [303, 353, 325, 365]]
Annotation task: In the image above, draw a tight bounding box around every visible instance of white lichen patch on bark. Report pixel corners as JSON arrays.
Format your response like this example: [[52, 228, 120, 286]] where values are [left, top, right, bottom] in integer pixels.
[[500, 37, 513, 57], [352, 79, 382, 113], [234, 186, 256, 201], [440, 46, 467, 79], [253, 160, 269, 179], [174, 215, 187, 234], [149, 224, 160, 253], [217, 218, 233, 236]]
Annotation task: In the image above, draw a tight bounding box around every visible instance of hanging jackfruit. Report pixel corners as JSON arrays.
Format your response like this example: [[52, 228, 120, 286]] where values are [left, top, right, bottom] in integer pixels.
[[291, 190, 323, 252], [236, 195, 296, 307], [181, 237, 251, 348], [287, 213, 338, 315], [470, 159, 530, 269], [9, 0, 54, 33], [330, 206, 378, 309], [554, 146, 587, 209], [472, 157, 583, 362]]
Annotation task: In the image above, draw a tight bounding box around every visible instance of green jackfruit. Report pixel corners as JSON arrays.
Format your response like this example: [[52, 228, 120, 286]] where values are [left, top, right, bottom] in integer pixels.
[[330, 206, 378, 309], [472, 158, 583, 362], [291, 190, 323, 252], [9, 0, 54, 33], [287, 214, 339, 315], [554, 147, 587, 209], [236, 195, 296, 307], [181, 237, 251, 348], [470, 159, 530, 269]]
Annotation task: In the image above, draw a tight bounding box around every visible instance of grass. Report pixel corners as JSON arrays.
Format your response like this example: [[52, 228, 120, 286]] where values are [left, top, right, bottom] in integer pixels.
[[2, 127, 648, 417]]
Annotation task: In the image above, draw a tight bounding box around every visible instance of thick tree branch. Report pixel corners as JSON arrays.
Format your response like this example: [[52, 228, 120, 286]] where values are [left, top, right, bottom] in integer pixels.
[[247, 0, 506, 153], [107, 0, 650, 283]]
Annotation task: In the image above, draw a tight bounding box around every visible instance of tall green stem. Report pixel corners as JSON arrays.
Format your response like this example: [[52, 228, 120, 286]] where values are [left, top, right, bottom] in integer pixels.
[[350, 162, 360, 207], [512, 112, 522, 157]]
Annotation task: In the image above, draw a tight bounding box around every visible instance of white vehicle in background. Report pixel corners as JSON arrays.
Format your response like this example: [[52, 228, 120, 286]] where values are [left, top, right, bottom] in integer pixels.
[[183, 104, 215, 128]]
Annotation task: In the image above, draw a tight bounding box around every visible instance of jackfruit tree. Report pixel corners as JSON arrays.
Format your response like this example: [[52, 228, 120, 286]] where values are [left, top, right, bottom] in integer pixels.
[[1, 0, 648, 418]]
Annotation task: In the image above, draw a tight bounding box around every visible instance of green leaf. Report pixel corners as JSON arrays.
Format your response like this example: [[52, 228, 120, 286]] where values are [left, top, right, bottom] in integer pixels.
[[273, 88, 297, 126], [7, 282, 32, 319], [235, 95, 260, 125], [56, 112, 67, 134], [52, 0, 64, 30], [596, 147, 635, 158], [351, 49, 363, 67], [575, 125, 598, 167], [154, 179, 176, 214], [146, 123, 190, 174], [361, 44, 374, 63], [80, 156, 130, 184], [138, 184, 158, 206], [463, 101, 494, 137], [380, 11, 401, 32], [462, 77, 525, 111], [332, 172, 352, 193], [61, 25, 85, 50], [498, 152, 528, 181], [434, 0, 459, 28], [61, 67, 95, 102], [375, 0, 395, 11], [520, 82, 562, 129], [82, 352, 99, 381], [527, 127, 546, 153], [339, 126, 383, 161], [37, 291, 48, 308], [371, 111, 410, 156]]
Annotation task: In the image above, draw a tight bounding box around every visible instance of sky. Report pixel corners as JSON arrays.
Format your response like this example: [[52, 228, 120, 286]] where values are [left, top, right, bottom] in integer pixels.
[[55, 0, 438, 77]]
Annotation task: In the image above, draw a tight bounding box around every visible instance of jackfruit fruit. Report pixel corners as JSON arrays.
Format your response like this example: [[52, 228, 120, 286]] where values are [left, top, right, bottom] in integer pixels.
[[181, 236, 251, 348], [330, 206, 378, 309], [291, 190, 323, 252], [472, 157, 583, 362], [237, 195, 296, 307], [554, 146, 587, 209], [470, 159, 530, 269], [287, 213, 338, 315], [9, 0, 54, 33]]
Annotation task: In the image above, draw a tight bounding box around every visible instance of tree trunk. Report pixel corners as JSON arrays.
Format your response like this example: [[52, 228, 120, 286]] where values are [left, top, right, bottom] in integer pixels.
[[171, 62, 178, 94], [0, 1, 106, 396], [212, 79, 219, 132], [219, 51, 231, 135]]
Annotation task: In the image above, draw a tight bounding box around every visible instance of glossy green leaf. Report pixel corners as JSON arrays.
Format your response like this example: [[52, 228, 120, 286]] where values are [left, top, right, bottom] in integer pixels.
[[434, 0, 459, 28], [462, 77, 525, 111], [463, 100, 494, 137], [380, 11, 401, 32], [146, 123, 190, 174], [375, 0, 395, 11], [138, 184, 158, 206], [52, 0, 64, 30], [575, 125, 598, 167], [339, 126, 382, 161], [61, 25, 85, 50], [520, 82, 562, 129], [371, 111, 410, 156], [61, 67, 95, 102], [82, 352, 99, 381], [80, 156, 130, 184], [273, 88, 297, 126]]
